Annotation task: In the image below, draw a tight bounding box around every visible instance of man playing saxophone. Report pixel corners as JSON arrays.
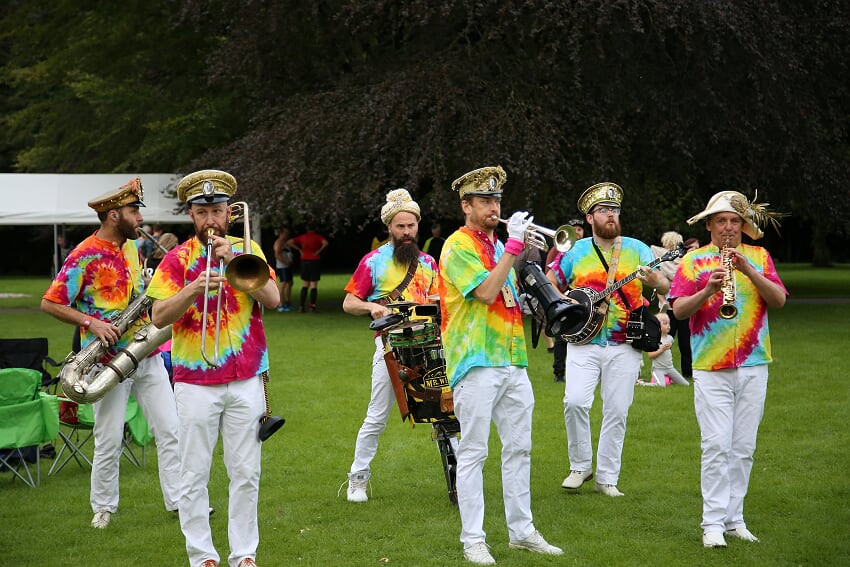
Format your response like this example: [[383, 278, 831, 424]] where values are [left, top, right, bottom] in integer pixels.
[[668, 191, 787, 549], [147, 170, 279, 567], [41, 178, 181, 529]]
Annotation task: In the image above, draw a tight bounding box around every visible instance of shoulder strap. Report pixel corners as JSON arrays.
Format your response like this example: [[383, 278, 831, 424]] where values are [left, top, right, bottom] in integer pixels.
[[592, 239, 629, 310], [376, 259, 418, 306]]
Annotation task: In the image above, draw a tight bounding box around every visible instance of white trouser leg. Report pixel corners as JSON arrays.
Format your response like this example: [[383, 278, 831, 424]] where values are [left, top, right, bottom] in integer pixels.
[[130, 355, 181, 510], [349, 337, 395, 474], [222, 377, 264, 567], [91, 376, 132, 513], [563, 344, 601, 472], [492, 366, 536, 542], [176, 382, 221, 566], [695, 366, 767, 532], [596, 345, 640, 485]]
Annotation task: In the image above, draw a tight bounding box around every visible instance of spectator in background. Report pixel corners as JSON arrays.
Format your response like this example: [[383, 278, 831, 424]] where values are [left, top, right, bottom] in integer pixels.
[[273, 227, 297, 312], [669, 237, 700, 378], [422, 223, 445, 263], [288, 225, 329, 313], [650, 231, 684, 313], [138, 224, 154, 262]]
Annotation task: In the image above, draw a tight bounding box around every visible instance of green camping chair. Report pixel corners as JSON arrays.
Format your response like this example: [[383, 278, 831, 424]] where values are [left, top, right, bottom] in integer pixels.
[[0, 368, 60, 487]]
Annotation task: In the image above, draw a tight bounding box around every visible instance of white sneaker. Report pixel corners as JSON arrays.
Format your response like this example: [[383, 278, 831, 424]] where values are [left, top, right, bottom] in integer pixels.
[[463, 542, 495, 565], [703, 531, 727, 548], [594, 483, 624, 497], [561, 469, 593, 489], [725, 527, 759, 542], [91, 511, 111, 529], [509, 530, 563, 555], [346, 472, 369, 502]]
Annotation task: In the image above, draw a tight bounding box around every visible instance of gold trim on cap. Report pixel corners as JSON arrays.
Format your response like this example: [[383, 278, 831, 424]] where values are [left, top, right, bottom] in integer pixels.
[[176, 170, 237, 203], [451, 166, 507, 199], [577, 182, 623, 214], [87, 177, 145, 213]]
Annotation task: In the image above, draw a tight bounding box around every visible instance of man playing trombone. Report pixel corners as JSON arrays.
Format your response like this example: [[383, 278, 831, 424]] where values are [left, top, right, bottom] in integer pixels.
[[147, 170, 279, 567], [41, 178, 181, 529]]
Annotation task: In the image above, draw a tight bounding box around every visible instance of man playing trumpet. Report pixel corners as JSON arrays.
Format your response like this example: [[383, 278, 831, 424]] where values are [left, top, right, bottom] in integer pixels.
[[668, 191, 787, 549], [147, 170, 279, 567], [41, 178, 181, 529]]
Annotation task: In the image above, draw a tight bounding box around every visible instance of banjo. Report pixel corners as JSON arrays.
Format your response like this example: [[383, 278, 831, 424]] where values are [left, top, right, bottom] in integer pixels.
[[559, 246, 686, 344]]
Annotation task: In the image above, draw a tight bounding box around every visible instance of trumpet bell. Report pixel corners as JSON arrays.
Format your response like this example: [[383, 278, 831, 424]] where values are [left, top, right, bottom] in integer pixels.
[[553, 225, 579, 253], [226, 253, 269, 293]]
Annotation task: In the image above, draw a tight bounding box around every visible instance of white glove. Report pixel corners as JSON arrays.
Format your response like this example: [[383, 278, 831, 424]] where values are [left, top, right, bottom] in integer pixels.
[[507, 211, 533, 241]]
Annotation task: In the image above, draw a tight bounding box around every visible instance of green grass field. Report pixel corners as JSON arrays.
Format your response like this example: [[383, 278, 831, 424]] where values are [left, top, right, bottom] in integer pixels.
[[1, 264, 848, 566]]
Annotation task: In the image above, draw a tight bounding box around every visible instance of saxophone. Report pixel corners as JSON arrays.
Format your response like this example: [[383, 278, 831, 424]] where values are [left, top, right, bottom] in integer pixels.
[[718, 235, 738, 319], [59, 294, 172, 404]]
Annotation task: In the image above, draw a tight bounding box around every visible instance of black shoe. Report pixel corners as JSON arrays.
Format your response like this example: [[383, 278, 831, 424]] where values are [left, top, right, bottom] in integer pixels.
[[554, 375, 565, 383]]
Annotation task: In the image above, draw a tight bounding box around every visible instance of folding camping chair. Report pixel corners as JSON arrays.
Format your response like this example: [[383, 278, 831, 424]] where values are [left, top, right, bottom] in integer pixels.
[[0, 368, 60, 487], [0, 337, 62, 390], [50, 395, 149, 475]]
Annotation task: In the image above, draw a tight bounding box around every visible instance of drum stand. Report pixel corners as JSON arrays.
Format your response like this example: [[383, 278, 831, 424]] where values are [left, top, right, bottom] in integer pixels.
[[433, 421, 460, 505]]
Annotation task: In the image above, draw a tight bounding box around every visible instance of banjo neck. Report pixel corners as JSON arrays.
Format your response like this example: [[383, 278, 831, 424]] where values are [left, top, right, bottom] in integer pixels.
[[587, 254, 667, 305]]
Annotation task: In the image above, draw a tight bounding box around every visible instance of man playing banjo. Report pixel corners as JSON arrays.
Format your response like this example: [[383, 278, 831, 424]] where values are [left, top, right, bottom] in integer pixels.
[[547, 182, 668, 497]]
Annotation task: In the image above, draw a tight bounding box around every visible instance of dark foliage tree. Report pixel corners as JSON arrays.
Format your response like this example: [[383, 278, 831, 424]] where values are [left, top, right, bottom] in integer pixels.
[[3, 0, 848, 264]]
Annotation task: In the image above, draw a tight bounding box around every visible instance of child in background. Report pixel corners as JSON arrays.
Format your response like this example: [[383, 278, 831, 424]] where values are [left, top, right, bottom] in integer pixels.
[[639, 312, 690, 387]]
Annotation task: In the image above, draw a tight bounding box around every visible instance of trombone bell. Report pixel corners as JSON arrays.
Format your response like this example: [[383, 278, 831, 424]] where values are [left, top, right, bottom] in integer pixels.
[[225, 201, 270, 293]]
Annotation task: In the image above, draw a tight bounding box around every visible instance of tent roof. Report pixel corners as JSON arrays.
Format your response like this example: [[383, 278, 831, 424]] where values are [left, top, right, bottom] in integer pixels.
[[0, 173, 190, 225]]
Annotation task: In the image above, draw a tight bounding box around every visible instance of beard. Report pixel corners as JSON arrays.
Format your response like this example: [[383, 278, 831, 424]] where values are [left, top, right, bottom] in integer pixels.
[[593, 218, 621, 240], [196, 223, 227, 244], [117, 215, 139, 241], [393, 236, 420, 266]]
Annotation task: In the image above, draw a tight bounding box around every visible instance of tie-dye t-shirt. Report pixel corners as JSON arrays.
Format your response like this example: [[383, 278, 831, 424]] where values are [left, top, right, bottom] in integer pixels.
[[549, 236, 656, 345], [668, 243, 787, 370], [344, 243, 438, 304], [146, 236, 275, 385], [439, 227, 527, 388], [43, 232, 147, 353]]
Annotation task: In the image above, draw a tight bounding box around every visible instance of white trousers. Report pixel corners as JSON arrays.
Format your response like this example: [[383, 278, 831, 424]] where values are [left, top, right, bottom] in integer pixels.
[[175, 378, 264, 567], [90, 354, 181, 513], [563, 343, 641, 485], [694, 365, 768, 533], [349, 336, 394, 474], [454, 366, 536, 546]]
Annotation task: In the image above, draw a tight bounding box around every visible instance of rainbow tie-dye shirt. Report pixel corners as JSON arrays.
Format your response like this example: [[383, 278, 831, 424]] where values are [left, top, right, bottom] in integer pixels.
[[43, 233, 147, 352], [549, 237, 655, 345], [668, 243, 787, 370], [439, 227, 527, 388], [146, 236, 275, 385], [344, 243, 438, 304]]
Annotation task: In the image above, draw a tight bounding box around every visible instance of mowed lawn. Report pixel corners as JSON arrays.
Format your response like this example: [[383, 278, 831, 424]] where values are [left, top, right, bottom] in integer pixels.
[[0, 264, 848, 566]]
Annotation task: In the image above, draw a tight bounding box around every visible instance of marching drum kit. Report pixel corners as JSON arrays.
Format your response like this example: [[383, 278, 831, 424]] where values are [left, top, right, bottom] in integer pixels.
[[370, 299, 460, 505]]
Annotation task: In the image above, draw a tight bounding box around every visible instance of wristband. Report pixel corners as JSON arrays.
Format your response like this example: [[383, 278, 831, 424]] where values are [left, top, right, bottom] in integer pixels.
[[504, 238, 525, 256], [82, 317, 92, 329]]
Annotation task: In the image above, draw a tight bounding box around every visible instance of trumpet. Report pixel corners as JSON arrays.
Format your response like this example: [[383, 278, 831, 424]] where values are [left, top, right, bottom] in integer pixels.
[[498, 218, 578, 253], [201, 201, 271, 367]]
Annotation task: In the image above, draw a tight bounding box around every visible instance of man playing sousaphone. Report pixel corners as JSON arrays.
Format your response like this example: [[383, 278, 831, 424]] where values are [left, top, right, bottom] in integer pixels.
[[668, 191, 787, 549], [41, 178, 181, 529], [340, 188, 438, 502], [147, 170, 280, 567], [547, 182, 668, 497]]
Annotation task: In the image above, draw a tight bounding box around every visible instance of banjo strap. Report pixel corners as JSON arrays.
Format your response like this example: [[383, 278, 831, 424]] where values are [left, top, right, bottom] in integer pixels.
[[592, 238, 623, 317]]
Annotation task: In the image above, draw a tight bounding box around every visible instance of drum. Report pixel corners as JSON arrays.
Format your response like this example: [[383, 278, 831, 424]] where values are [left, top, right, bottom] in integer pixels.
[[386, 321, 454, 424]]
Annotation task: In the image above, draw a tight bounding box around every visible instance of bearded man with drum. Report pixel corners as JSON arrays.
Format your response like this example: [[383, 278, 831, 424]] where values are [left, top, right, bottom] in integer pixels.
[[41, 178, 181, 530], [148, 170, 279, 567], [547, 182, 668, 497], [440, 166, 563, 565], [341, 188, 438, 502], [668, 191, 787, 548]]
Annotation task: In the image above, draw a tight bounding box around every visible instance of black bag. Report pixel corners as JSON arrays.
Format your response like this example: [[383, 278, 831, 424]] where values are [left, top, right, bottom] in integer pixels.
[[625, 306, 662, 352]]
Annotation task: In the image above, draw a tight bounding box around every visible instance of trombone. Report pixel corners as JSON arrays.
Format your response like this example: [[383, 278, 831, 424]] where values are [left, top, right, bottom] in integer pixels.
[[201, 201, 270, 367], [498, 218, 578, 253]]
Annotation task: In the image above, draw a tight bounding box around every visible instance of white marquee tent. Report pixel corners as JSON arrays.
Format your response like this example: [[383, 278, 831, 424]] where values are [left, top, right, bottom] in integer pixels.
[[0, 173, 188, 225]]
